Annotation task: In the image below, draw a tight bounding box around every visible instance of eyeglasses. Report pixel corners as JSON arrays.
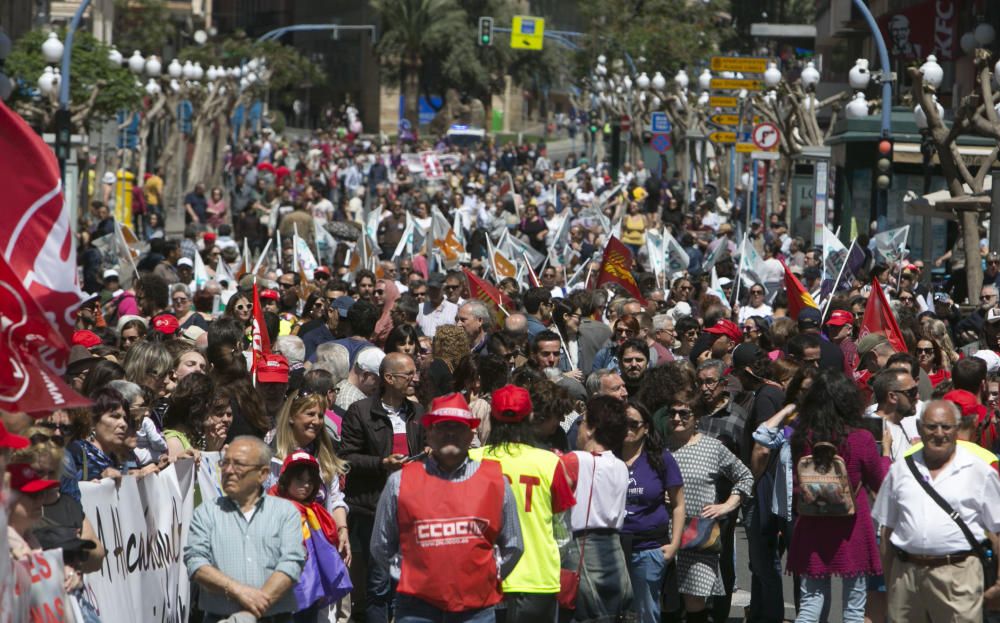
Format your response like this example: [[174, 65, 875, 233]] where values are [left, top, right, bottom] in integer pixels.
[[676, 285, 693, 292], [443, 285, 459, 292], [922, 422, 957, 433], [234, 304, 250, 312], [412, 290, 427, 298], [388, 371, 417, 380], [989, 261, 1000, 266], [218, 458, 267, 473], [750, 290, 764, 295], [892, 386, 919, 400], [742, 325, 758, 334], [313, 301, 326, 309], [698, 378, 721, 387], [36, 422, 67, 433], [669, 408, 694, 420], [279, 282, 295, 289], [899, 296, 914, 302], [173, 297, 189, 304], [374, 290, 385, 296], [916, 347, 935, 355], [626, 420, 645, 431], [615, 327, 636, 336], [29, 433, 65, 447]]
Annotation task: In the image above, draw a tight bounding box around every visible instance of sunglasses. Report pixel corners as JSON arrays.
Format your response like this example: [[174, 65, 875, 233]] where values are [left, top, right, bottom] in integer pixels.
[[36, 422, 67, 433], [626, 420, 645, 431], [669, 408, 694, 420], [916, 347, 934, 355], [374, 290, 385, 296], [893, 387, 919, 399], [29, 433, 65, 447], [234, 304, 250, 312], [173, 297, 189, 303]]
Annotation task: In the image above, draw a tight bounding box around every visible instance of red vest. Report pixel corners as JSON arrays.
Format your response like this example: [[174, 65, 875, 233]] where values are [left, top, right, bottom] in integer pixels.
[[397, 459, 505, 612]]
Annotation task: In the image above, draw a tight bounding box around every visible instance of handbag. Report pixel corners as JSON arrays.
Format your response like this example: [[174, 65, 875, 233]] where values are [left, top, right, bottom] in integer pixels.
[[558, 456, 597, 610], [679, 516, 722, 553], [904, 456, 997, 588]]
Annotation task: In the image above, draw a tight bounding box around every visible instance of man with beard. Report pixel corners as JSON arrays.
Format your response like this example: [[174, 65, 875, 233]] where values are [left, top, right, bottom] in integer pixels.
[[617, 338, 649, 397], [871, 369, 919, 462]]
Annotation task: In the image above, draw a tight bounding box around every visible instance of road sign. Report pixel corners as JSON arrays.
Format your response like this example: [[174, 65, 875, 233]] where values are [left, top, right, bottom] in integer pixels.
[[708, 96, 738, 108], [709, 131, 737, 144], [620, 115, 631, 133], [511, 15, 544, 50], [710, 78, 763, 91], [752, 150, 781, 160], [710, 57, 769, 73], [650, 133, 671, 154], [736, 143, 756, 153], [650, 111, 672, 133], [752, 122, 780, 150], [711, 114, 762, 126]]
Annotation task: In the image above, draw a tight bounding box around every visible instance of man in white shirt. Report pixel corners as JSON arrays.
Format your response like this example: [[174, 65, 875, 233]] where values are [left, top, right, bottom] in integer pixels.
[[416, 274, 458, 338], [872, 400, 1000, 622], [869, 369, 917, 462]]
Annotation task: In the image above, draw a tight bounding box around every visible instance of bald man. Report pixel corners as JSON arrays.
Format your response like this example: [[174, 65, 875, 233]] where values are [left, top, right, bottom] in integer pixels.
[[340, 351, 427, 621]]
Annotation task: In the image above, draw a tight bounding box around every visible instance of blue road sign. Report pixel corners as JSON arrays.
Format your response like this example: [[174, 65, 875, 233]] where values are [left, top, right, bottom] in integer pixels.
[[650, 112, 672, 134], [650, 133, 672, 153]]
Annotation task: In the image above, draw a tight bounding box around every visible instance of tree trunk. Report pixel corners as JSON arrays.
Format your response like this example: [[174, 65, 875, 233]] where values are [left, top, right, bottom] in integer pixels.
[[402, 57, 421, 129], [963, 208, 984, 305]]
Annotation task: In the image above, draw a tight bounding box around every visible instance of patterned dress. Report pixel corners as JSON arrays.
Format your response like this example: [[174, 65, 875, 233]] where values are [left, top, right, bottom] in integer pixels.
[[671, 435, 754, 597]]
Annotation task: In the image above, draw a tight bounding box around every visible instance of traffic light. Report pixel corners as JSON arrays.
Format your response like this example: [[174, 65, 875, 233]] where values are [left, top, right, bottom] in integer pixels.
[[478, 17, 494, 46], [875, 138, 893, 191], [588, 113, 599, 134]]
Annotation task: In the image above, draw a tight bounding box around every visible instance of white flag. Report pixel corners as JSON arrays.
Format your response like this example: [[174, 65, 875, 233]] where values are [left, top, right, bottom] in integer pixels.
[[645, 228, 665, 283], [663, 227, 690, 276], [873, 225, 909, 263]]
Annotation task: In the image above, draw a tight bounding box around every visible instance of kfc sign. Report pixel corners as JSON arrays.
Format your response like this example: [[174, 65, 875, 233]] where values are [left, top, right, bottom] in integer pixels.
[[879, 0, 957, 62]]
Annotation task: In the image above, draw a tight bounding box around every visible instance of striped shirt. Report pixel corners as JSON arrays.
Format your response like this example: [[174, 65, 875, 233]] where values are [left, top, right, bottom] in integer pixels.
[[184, 492, 305, 617]]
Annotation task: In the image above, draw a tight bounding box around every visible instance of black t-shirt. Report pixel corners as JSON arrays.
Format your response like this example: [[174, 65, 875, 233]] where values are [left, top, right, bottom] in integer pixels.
[[521, 218, 547, 253]]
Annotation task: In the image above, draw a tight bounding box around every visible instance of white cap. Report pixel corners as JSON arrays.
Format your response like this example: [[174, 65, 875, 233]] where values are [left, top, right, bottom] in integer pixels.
[[102, 172, 116, 184], [974, 350, 1000, 374], [115, 314, 148, 333], [177, 257, 193, 268], [355, 347, 386, 375], [717, 277, 733, 287], [102, 269, 119, 280]]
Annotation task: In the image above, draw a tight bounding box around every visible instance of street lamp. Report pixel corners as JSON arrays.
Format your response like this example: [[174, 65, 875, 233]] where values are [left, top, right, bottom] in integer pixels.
[[108, 46, 123, 66], [800, 61, 820, 90], [168, 59, 183, 79], [975, 23, 996, 46], [182, 60, 195, 80], [920, 55, 943, 90], [651, 71, 666, 91], [128, 50, 145, 74], [41, 33, 64, 64], [636, 72, 649, 90], [674, 69, 689, 90], [144, 78, 161, 96], [37, 66, 57, 96], [763, 62, 782, 88], [145, 55, 161, 77], [845, 92, 869, 119], [697, 69, 712, 91], [848, 59, 870, 90]]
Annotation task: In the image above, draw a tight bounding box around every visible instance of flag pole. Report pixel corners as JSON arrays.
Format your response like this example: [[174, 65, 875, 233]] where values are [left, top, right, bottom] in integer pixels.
[[732, 233, 747, 308], [549, 321, 577, 370], [823, 240, 854, 319], [252, 239, 273, 275]]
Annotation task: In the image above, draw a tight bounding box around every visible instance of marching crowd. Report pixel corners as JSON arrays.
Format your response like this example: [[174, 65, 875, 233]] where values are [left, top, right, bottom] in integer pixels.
[[6, 121, 1000, 623]]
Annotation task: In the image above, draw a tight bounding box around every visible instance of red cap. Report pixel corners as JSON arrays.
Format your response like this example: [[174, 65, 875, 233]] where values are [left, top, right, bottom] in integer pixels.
[[314, 266, 331, 277], [258, 353, 289, 383], [203, 232, 217, 244], [260, 289, 280, 301], [942, 389, 987, 420], [7, 463, 59, 494], [826, 310, 854, 327], [280, 450, 320, 475], [491, 385, 533, 423], [422, 392, 478, 429], [704, 319, 742, 344], [0, 422, 29, 450], [152, 314, 180, 335], [72, 330, 101, 348]]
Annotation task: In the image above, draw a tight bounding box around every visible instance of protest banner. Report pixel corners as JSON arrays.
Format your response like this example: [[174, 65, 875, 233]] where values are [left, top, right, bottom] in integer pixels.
[[19, 549, 70, 622], [79, 460, 196, 623]]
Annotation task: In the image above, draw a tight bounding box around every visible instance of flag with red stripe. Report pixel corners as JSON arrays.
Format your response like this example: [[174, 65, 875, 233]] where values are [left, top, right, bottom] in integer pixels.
[[782, 260, 819, 320], [596, 236, 647, 305]]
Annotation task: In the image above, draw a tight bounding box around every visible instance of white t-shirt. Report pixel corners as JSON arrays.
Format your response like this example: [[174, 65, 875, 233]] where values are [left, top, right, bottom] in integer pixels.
[[568, 450, 629, 531]]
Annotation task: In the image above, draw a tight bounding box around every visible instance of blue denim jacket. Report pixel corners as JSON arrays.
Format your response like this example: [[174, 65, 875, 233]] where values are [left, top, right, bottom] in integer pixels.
[[751, 423, 794, 522]]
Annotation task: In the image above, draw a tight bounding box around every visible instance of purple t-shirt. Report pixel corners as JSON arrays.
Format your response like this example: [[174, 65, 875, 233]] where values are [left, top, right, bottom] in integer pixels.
[[623, 448, 684, 551]]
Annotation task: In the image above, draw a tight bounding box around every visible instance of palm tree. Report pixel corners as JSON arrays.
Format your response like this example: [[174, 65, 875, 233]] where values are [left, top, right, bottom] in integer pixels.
[[371, 0, 466, 128]]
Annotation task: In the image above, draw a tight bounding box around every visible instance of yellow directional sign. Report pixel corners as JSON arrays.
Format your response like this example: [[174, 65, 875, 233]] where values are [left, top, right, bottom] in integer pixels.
[[709, 96, 738, 108], [711, 57, 769, 73], [511, 16, 544, 50], [736, 143, 756, 153], [710, 78, 763, 91], [711, 115, 762, 126], [709, 132, 737, 144]]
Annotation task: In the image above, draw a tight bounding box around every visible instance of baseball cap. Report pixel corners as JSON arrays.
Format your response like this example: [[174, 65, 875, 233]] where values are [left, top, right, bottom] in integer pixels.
[[331, 295, 356, 318], [942, 389, 987, 420], [422, 392, 479, 429], [280, 450, 320, 475], [177, 257, 193, 268], [973, 350, 1000, 375], [491, 385, 533, 423], [732, 343, 764, 369], [355, 347, 386, 375], [7, 463, 59, 494], [0, 422, 29, 450], [102, 269, 119, 281], [797, 307, 822, 329], [857, 333, 889, 357], [989, 252, 1000, 263], [704, 319, 742, 344], [258, 353, 289, 383], [152, 314, 180, 335], [116, 314, 147, 333], [825, 310, 853, 327], [72, 330, 101, 348], [203, 232, 217, 244], [260, 289, 280, 302], [314, 266, 331, 277], [101, 172, 115, 184]]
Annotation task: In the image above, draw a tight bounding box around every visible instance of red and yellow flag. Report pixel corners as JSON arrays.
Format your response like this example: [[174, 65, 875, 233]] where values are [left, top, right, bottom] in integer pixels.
[[860, 277, 907, 353], [493, 248, 517, 280], [782, 260, 818, 320], [251, 281, 272, 383], [596, 236, 647, 306], [463, 268, 512, 327]]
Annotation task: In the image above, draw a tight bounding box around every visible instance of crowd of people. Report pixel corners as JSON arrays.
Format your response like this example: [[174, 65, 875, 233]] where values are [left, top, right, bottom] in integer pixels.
[[5, 121, 1000, 623]]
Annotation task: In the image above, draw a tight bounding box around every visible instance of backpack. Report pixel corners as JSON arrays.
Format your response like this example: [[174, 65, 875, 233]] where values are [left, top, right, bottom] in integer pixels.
[[795, 441, 858, 517]]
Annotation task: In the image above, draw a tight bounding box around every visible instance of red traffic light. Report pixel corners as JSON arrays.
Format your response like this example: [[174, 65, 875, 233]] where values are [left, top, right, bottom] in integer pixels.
[[878, 139, 892, 156]]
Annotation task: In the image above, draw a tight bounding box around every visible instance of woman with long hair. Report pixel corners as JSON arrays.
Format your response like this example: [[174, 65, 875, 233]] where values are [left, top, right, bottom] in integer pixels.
[[269, 390, 351, 563], [915, 337, 951, 387], [161, 372, 215, 458], [562, 395, 634, 619], [618, 400, 686, 623], [121, 340, 173, 398], [786, 369, 890, 622], [666, 387, 753, 623], [552, 299, 583, 376], [384, 324, 420, 357], [224, 291, 253, 330], [296, 291, 329, 337], [592, 315, 641, 373], [117, 317, 147, 352], [426, 325, 470, 397]]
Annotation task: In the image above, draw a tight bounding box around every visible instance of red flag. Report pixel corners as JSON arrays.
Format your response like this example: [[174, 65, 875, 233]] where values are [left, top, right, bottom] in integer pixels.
[[596, 236, 647, 306], [463, 268, 512, 327], [251, 282, 272, 382], [782, 260, 819, 320], [524, 253, 541, 288], [859, 278, 907, 353], [0, 253, 89, 414]]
